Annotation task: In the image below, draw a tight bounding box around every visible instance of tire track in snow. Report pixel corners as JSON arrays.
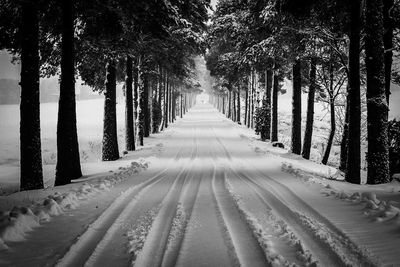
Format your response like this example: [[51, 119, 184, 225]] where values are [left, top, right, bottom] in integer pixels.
[[133, 128, 199, 267], [190, 126, 198, 160], [232, 165, 373, 266], [160, 171, 202, 267], [211, 164, 268, 267], [55, 168, 169, 267], [57, 128, 196, 267], [83, 168, 184, 267], [173, 151, 233, 266], [209, 127, 269, 267], [132, 166, 192, 267], [210, 132, 307, 266], [239, 163, 376, 267], [224, 173, 311, 267], [213, 133, 373, 266]]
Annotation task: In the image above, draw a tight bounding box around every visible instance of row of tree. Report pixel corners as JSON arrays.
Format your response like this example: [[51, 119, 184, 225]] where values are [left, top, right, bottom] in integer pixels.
[[0, 0, 209, 191], [206, 0, 400, 184]]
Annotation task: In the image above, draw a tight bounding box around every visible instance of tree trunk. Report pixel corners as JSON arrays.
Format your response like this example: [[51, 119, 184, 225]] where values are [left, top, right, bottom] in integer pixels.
[[138, 70, 147, 146], [245, 80, 248, 126], [265, 69, 273, 139], [271, 74, 279, 142], [172, 89, 176, 122], [250, 71, 255, 128], [346, 0, 362, 184], [365, 0, 390, 184], [222, 95, 225, 114], [164, 75, 169, 129], [383, 0, 393, 103], [102, 61, 119, 161], [19, 1, 44, 190], [302, 58, 316, 159], [143, 73, 150, 137], [291, 60, 302, 155], [322, 98, 336, 165], [237, 86, 241, 124], [228, 90, 232, 119], [125, 56, 135, 151], [339, 86, 350, 172], [180, 93, 183, 118], [133, 59, 139, 144], [55, 0, 82, 186], [169, 84, 172, 123], [232, 91, 236, 122]]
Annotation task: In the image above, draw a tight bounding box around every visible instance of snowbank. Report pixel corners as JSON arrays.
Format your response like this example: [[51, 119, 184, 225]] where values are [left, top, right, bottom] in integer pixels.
[[0, 159, 148, 251]]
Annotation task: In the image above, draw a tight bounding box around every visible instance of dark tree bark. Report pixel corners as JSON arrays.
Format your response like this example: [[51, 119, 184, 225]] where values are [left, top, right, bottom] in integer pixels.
[[158, 66, 162, 116], [164, 75, 169, 129], [102, 61, 119, 161], [346, 0, 362, 184], [232, 91, 236, 122], [143, 74, 150, 137], [125, 56, 135, 151], [265, 69, 273, 139], [322, 98, 336, 165], [291, 60, 302, 155], [271, 74, 279, 142], [237, 86, 241, 124], [245, 80, 248, 126], [250, 71, 255, 128], [172, 89, 176, 122], [180, 93, 183, 118], [339, 86, 350, 172], [302, 58, 316, 159], [19, 1, 44, 190], [365, 0, 390, 184], [133, 60, 139, 120], [228, 90, 232, 119], [222, 95, 225, 114], [383, 0, 393, 103], [133, 59, 139, 144], [138, 71, 147, 146], [55, 0, 82, 186], [169, 83, 172, 123]]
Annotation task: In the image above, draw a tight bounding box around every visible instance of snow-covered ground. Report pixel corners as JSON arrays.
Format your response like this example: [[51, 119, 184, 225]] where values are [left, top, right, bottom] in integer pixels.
[[0, 97, 154, 195], [1, 102, 400, 266]]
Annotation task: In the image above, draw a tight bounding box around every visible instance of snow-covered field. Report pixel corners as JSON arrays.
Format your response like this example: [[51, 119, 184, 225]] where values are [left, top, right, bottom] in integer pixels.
[[1, 102, 400, 266], [0, 97, 158, 194]]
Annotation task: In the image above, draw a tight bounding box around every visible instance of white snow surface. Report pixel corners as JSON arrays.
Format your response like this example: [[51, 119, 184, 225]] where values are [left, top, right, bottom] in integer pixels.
[[0, 102, 400, 266]]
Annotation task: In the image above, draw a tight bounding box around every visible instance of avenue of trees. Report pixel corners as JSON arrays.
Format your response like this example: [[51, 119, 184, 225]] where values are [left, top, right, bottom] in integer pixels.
[[206, 0, 400, 184], [0, 0, 208, 190]]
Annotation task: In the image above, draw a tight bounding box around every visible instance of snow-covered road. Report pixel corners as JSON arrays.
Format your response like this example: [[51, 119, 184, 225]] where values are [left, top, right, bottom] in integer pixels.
[[1, 103, 393, 266]]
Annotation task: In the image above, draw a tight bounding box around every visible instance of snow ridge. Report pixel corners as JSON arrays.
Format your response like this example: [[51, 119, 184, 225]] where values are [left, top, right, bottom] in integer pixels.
[[225, 177, 310, 267], [0, 160, 148, 251]]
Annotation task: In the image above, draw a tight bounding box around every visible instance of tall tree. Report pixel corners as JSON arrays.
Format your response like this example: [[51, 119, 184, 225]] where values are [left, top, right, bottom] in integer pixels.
[[265, 69, 273, 139], [291, 59, 302, 155], [302, 58, 316, 159], [19, 0, 44, 190], [125, 55, 135, 151], [55, 0, 82, 186], [383, 0, 393, 103], [271, 72, 279, 142], [345, 0, 362, 184], [102, 61, 119, 161], [365, 0, 390, 184]]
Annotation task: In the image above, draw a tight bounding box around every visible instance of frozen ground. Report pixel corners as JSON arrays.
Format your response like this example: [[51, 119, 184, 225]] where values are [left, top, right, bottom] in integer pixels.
[[1, 103, 400, 266], [0, 97, 149, 195]]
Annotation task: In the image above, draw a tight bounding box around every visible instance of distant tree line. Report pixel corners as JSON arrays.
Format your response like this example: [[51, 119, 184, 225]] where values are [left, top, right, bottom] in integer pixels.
[[206, 0, 400, 184], [0, 0, 209, 191]]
